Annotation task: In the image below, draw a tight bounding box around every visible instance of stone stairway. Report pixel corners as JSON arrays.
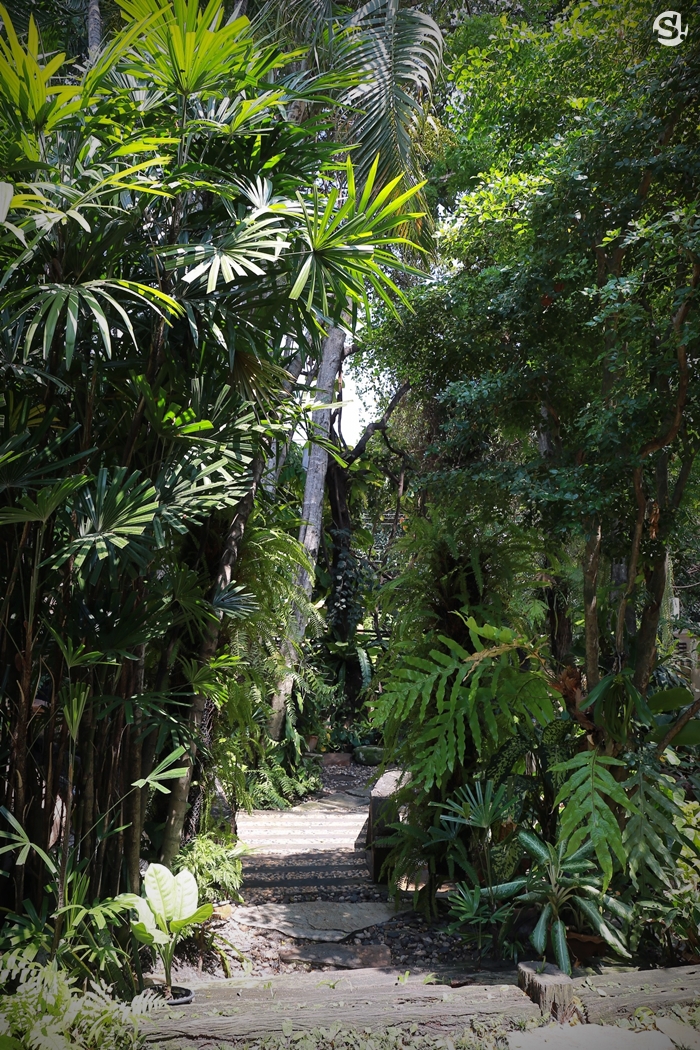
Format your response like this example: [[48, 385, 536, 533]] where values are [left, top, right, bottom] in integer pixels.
[[236, 785, 384, 905]]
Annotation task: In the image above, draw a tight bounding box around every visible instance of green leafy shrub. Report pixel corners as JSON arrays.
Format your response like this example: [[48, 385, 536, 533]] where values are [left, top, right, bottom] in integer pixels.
[[172, 831, 249, 904], [485, 831, 631, 975], [247, 752, 321, 810], [374, 620, 554, 794], [371, 622, 557, 907], [446, 884, 514, 956], [436, 780, 513, 894], [0, 953, 161, 1050], [0, 871, 140, 1000]]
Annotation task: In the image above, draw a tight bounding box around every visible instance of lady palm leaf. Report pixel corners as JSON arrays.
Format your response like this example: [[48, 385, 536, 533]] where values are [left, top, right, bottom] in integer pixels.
[[53, 467, 159, 575], [287, 155, 426, 323], [6, 279, 182, 368], [0, 6, 80, 135], [160, 213, 289, 291], [116, 0, 258, 98]]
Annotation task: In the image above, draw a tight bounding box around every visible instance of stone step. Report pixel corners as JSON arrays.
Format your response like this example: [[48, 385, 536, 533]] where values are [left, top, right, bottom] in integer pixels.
[[243, 859, 368, 871], [243, 876, 370, 888], [278, 943, 392, 969], [242, 857, 368, 871]]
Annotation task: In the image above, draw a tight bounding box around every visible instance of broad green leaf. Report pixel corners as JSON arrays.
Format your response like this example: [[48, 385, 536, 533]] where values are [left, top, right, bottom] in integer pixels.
[[118, 892, 159, 936], [650, 720, 700, 747], [531, 902, 552, 955], [171, 868, 199, 922], [170, 903, 213, 933], [550, 918, 571, 975], [518, 830, 550, 865], [144, 863, 178, 922], [648, 687, 694, 713]]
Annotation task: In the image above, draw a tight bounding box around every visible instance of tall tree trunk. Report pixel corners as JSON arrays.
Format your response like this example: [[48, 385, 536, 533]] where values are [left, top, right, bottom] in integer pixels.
[[295, 328, 346, 600], [125, 645, 145, 891], [268, 328, 346, 739], [327, 454, 353, 640], [87, 0, 101, 60], [160, 453, 266, 866], [633, 550, 669, 694], [582, 521, 602, 691], [263, 352, 305, 492]]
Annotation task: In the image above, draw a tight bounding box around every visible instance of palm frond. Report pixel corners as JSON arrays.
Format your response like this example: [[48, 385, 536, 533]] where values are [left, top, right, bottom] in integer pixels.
[[341, 0, 443, 188]]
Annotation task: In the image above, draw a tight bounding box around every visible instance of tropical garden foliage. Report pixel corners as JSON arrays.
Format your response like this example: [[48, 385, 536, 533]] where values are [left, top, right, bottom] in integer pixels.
[[0, 0, 699, 1033]]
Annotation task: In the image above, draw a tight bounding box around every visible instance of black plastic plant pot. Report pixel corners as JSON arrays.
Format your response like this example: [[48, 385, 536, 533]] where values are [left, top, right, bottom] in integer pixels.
[[166, 986, 195, 1005]]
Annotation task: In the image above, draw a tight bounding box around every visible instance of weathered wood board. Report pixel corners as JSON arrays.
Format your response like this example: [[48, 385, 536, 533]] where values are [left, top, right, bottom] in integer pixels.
[[573, 965, 700, 1022], [518, 961, 574, 1018], [143, 967, 539, 1044]]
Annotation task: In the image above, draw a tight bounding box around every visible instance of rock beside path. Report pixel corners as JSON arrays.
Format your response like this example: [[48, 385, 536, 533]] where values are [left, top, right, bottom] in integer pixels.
[[278, 943, 392, 969], [508, 1023, 673, 1050]]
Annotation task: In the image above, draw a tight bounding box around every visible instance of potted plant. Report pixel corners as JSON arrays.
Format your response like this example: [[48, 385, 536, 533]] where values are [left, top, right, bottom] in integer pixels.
[[119, 863, 213, 1003]]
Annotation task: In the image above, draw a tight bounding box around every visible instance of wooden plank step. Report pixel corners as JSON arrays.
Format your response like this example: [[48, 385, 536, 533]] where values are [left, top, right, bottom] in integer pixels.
[[573, 964, 700, 1022], [143, 969, 539, 1044]]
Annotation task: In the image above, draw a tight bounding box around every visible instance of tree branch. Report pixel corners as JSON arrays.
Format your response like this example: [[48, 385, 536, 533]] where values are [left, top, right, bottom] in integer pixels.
[[615, 260, 700, 655], [656, 694, 700, 757], [345, 381, 411, 465]]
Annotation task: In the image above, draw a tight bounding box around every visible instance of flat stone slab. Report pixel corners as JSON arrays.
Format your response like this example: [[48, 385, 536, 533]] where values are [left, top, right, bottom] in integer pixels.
[[508, 1024, 674, 1050], [143, 967, 540, 1043], [232, 901, 401, 941], [278, 943, 392, 968], [655, 1018, 700, 1049], [237, 793, 369, 858]]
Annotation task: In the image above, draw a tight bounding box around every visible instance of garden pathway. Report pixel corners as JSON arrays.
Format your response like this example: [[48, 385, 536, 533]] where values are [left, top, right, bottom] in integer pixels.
[[235, 769, 378, 906], [144, 765, 700, 1047]]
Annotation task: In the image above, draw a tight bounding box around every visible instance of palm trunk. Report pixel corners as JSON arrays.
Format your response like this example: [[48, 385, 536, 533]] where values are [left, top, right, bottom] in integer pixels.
[[87, 0, 101, 59], [125, 719, 143, 891], [268, 328, 346, 739], [81, 707, 96, 873]]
